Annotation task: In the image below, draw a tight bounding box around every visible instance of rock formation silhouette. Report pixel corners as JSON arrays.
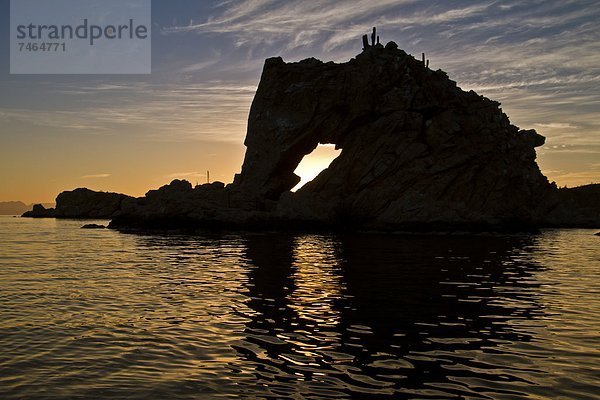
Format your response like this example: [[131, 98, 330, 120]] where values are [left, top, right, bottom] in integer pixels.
[[231, 39, 553, 230], [23, 188, 131, 219], [24, 32, 599, 231]]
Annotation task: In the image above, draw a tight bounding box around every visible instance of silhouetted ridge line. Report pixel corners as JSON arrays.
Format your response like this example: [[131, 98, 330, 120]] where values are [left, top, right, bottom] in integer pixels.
[[24, 31, 600, 231]]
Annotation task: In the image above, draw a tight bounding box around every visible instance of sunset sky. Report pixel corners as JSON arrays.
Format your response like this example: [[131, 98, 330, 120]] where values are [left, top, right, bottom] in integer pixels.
[[1, 0, 599, 203]]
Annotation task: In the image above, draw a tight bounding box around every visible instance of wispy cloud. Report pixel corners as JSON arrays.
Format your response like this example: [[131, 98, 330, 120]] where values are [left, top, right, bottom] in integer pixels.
[[534, 123, 578, 130], [165, 171, 207, 179], [163, 0, 493, 53], [0, 81, 257, 143], [546, 170, 599, 185], [81, 174, 111, 179]]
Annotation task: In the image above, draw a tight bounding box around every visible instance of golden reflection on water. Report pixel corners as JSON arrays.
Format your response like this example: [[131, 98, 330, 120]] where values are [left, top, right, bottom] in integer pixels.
[[289, 235, 345, 328]]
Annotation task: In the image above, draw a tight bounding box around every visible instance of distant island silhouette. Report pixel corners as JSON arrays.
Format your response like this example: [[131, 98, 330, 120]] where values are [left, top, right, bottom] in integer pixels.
[[23, 31, 600, 232], [0, 201, 54, 215]]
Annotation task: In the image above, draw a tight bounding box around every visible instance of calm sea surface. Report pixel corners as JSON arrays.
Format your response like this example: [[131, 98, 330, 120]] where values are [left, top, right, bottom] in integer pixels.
[[0, 216, 598, 399]]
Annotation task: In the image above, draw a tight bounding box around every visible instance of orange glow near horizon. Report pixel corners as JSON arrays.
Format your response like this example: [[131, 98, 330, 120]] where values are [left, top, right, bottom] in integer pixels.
[[0, 135, 247, 204], [2, 133, 597, 204]]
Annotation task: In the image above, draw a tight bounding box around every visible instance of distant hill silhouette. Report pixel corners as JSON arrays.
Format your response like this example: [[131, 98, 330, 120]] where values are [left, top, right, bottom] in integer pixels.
[[0, 201, 55, 215], [0, 201, 29, 215]]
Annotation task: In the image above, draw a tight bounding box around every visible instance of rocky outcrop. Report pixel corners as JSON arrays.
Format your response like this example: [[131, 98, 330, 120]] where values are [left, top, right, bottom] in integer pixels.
[[543, 184, 600, 228], [22, 203, 56, 218], [95, 36, 599, 231], [112, 180, 272, 230], [81, 224, 106, 229], [231, 45, 554, 230], [23, 188, 132, 219]]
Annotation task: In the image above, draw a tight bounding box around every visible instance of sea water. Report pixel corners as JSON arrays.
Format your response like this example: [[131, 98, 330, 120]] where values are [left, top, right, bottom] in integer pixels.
[[0, 216, 598, 399]]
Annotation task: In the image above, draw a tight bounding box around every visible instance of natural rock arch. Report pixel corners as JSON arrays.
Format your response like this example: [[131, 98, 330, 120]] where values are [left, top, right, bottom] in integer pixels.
[[232, 45, 550, 227]]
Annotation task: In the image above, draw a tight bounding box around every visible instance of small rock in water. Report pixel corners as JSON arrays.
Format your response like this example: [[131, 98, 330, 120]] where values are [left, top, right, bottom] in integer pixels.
[[595, 232, 600, 236], [81, 224, 106, 229]]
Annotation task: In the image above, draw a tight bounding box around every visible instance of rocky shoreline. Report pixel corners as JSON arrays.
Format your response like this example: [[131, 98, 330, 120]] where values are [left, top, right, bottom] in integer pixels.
[[23, 182, 599, 233], [23, 36, 599, 232], [22, 188, 131, 219]]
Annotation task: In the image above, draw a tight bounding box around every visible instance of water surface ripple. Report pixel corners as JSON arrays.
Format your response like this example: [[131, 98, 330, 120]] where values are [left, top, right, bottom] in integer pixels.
[[0, 217, 598, 399]]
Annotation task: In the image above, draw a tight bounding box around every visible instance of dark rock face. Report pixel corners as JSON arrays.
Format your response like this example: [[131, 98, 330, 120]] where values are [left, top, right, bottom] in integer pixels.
[[23, 188, 132, 219], [543, 184, 600, 228], [113, 180, 265, 230], [81, 224, 106, 229], [54, 188, 131, 218], [105, 43, 597, 231], [233, 46, 554, 229], [22, 204, 56, 218]]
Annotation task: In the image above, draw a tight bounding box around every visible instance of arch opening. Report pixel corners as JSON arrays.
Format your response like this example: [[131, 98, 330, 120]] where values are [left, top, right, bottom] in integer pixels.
[[291, 144, 342, 192]]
